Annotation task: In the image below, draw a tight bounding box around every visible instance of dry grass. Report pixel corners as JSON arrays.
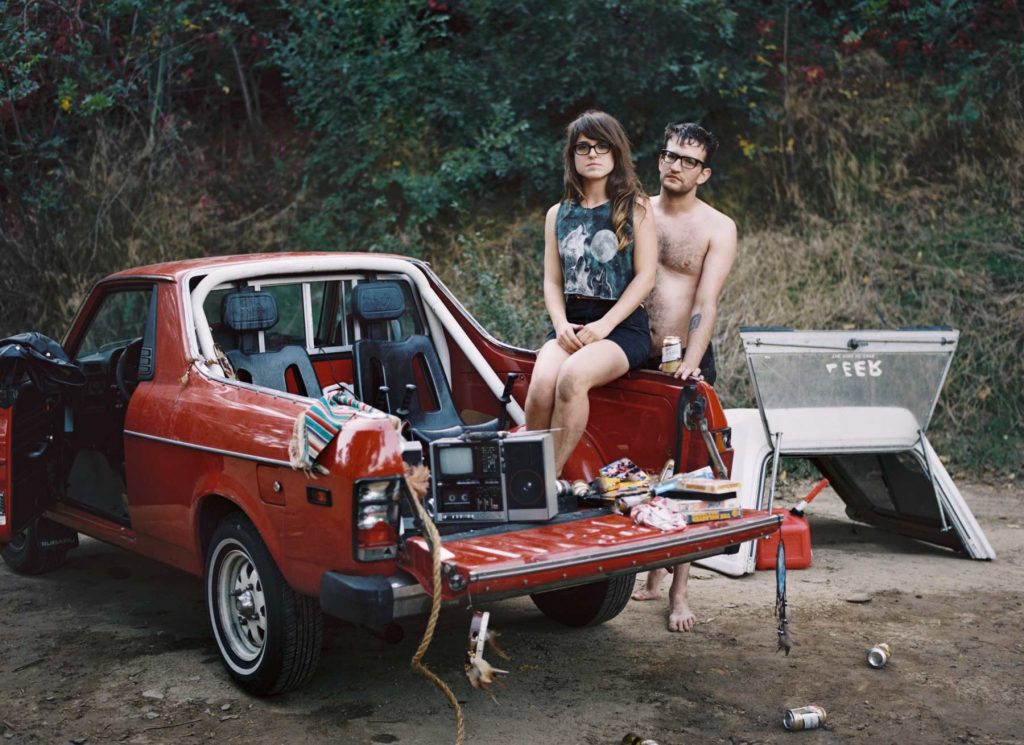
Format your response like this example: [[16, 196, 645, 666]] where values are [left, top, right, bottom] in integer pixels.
[[441, 204, 1023, 475], [0, 128, 300, 339], [714, 209, 1023, 475], [426, 215, 549, 349]]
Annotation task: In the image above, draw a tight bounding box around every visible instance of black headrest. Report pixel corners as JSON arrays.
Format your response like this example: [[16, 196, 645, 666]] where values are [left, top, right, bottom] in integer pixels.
[[351, 281, 406, 322], [222, 291, 279, 332]]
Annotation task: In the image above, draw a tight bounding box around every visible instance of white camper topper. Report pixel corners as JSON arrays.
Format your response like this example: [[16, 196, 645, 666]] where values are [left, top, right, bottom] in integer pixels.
[[698, 328, 995, 577]]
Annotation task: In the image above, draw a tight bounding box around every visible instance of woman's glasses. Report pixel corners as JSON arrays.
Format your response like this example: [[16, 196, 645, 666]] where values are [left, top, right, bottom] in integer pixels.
[[659, 150, 706, 170], [574, 141, 612, 156]]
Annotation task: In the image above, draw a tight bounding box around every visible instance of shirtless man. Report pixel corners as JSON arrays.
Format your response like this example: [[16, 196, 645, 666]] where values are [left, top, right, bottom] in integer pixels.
[[631, 122, 737, 632]]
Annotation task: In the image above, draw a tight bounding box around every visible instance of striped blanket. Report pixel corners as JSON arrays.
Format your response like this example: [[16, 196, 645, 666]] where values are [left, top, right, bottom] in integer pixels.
[[288, 389, 395, 473]]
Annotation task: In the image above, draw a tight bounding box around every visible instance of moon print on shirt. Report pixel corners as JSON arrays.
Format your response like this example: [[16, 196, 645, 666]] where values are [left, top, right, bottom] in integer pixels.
[[590, 230, 618, 263]]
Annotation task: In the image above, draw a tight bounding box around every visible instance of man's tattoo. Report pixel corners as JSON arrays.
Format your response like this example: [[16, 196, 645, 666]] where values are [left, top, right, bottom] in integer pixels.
[[688, 313, 702, 333]]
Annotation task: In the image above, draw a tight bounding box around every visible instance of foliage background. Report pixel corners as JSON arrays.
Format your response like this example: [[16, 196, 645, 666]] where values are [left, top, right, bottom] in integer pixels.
[[2, 0, 1021, 475]]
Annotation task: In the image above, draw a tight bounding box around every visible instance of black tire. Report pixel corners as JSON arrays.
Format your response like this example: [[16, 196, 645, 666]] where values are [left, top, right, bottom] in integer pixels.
[[205, 514, 322, 695], [530, 573, 636, 628], [1, 518, 74, 575]]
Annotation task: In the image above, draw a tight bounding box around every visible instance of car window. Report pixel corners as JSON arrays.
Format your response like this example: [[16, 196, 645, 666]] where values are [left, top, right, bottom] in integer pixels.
[[75, 288, 153, 360], [260, 283, 306, 351], [198, 275, 424, 354], [391, 280, 421, 340], [313, 279, 357, 348]]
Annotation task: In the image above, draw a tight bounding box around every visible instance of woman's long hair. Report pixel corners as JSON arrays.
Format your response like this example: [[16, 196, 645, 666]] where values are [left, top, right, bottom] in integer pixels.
[[562, 110, 646, 251]]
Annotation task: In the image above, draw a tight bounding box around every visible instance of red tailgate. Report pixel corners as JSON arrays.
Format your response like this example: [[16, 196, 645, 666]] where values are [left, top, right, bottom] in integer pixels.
[[398, 511, 780, 601]]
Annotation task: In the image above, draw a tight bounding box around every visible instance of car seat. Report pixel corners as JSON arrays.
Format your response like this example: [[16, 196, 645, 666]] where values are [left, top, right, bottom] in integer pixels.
[[221, 290, 322, 398], [350, 281, 500, 442]]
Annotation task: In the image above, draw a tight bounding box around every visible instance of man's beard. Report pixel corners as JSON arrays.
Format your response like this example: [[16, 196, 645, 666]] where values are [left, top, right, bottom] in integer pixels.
[[660, 175, 695, 196]]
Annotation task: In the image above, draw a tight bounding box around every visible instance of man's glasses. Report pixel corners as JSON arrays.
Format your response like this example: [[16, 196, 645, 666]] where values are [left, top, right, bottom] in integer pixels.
[[660, 150, 706, 170], [574, 141, 612, 156]]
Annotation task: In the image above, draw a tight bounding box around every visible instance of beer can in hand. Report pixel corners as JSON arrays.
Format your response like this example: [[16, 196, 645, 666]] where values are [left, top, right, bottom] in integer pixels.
[[660, 335, 681, 374]]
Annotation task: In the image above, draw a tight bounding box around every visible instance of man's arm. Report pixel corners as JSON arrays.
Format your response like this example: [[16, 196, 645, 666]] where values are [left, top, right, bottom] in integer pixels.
[[676, 215, 737, 380]]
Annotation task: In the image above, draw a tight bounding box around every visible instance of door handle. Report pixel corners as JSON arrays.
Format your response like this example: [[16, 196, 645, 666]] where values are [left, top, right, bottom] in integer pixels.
[[26, 435, 53, 459]]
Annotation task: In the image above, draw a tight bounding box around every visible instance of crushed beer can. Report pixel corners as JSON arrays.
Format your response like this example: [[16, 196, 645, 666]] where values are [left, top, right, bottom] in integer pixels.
[[783, 705, 827, 731]]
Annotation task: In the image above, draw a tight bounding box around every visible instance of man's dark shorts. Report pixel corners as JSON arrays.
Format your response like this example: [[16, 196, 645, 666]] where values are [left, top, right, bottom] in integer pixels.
[[645, 342, 717, 385]]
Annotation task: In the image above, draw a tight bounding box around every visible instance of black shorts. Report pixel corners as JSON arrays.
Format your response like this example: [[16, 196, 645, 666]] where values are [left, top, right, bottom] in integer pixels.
[[545, 295, 651, 370], [645, 342, 717, 385]]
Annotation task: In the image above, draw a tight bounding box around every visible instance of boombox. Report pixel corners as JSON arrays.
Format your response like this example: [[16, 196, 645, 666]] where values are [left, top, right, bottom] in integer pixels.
[[427, 432, 557, 524]]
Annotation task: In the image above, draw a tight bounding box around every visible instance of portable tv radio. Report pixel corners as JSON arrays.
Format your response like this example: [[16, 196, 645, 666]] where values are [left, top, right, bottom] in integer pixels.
[[427, 432, 557, 524]]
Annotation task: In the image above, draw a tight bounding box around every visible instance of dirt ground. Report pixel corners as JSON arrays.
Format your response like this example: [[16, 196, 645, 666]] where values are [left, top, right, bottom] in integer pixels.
[[1, 479, 1022, 745]]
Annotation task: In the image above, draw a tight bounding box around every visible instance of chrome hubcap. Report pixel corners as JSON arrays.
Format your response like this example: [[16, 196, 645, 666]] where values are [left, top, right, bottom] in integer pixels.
[[217, 548, 267, 662]]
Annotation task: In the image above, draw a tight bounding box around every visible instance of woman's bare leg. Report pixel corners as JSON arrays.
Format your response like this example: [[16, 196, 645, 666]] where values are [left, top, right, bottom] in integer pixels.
[[549, 340, 629, 474], [525, 340, 570, 431]]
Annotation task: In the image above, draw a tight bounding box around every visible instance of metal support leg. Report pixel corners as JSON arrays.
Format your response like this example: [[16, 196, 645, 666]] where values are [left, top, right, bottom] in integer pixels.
[[917, 429, 951, 532]]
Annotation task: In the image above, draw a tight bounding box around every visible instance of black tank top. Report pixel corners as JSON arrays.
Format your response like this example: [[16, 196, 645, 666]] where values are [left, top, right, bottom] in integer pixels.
[[555, 200, 634, 300]]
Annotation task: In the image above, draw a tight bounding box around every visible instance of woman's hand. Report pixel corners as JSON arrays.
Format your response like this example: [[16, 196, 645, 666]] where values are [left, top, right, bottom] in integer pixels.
[[555, 322, 584, 352], [577, 318, 614, 345]]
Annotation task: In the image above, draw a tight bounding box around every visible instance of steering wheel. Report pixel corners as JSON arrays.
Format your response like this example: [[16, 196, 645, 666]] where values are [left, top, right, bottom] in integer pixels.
[[115, 337, 144, 402]]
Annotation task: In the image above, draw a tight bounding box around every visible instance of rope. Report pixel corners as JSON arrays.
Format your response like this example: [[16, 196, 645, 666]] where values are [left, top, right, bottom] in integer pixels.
[[408, 489, 466, 745]]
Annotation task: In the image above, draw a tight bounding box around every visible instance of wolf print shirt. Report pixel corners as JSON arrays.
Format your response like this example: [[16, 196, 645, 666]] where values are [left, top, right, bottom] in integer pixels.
[[555, 200, 634, 300]]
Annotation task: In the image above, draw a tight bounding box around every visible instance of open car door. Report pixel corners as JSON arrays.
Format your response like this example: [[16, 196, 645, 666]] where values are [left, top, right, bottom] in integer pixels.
[[0, 334, 82, 544], [699, 327, 994, 577]]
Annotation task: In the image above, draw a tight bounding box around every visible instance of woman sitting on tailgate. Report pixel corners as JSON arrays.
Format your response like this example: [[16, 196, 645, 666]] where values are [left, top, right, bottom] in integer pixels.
[[525, 110, 656, 475]]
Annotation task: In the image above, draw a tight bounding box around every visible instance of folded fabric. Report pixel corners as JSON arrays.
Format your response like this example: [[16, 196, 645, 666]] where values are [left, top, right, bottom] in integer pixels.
[[289, 389, 396, 472], [631, 496, 691, 532]]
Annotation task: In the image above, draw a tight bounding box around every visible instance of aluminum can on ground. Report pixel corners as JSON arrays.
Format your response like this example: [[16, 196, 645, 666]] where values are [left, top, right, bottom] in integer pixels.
[[867, 642, 892, 668], [783, 705, 827, 731], [621, 734, 660, 745], [660, 335, 681, 373]]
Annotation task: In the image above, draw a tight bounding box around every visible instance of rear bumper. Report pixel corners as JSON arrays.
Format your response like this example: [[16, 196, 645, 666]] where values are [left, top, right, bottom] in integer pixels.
[[319, 512, 780, 623], [320, 570, 430, 626]]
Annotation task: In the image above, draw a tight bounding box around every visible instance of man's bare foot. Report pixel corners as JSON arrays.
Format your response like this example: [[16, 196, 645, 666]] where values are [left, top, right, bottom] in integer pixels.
[[666, 563, 695, 631], [632, 569, 667, 601], [667, 598, 697, 632]]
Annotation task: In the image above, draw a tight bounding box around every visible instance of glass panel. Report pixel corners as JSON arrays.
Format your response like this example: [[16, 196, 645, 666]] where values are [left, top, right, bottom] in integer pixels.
[[741, 329, 958, 452], [393, 281, 421, 340], [204, 287, 236, 351], [75, 289, 152, 360], [310, 278, 358, 349], [260, 283, 306, 351], [308, 281, 328, 348]]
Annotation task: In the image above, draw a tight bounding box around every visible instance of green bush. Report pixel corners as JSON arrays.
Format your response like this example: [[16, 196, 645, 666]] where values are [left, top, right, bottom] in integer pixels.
[[271, 0, 766, 252]]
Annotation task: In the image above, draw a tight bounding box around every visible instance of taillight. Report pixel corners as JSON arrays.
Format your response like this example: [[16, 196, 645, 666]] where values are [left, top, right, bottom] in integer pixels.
[[354, 478, 402, 561]]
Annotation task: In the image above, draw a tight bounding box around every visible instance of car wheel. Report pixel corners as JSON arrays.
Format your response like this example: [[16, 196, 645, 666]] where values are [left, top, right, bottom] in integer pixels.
[[530, 573, 636, 628], [1, 518, 74, 575], [206, 514, 322, 695]]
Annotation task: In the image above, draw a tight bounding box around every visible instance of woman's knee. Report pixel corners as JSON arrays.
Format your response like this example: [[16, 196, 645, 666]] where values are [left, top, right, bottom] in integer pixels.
[[526, 376, 556, 410], [555, 365, 588, 403]]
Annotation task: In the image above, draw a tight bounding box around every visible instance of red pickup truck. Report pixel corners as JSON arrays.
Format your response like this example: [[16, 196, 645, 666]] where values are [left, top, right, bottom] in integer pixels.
[[0, 253, 778, 695]]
